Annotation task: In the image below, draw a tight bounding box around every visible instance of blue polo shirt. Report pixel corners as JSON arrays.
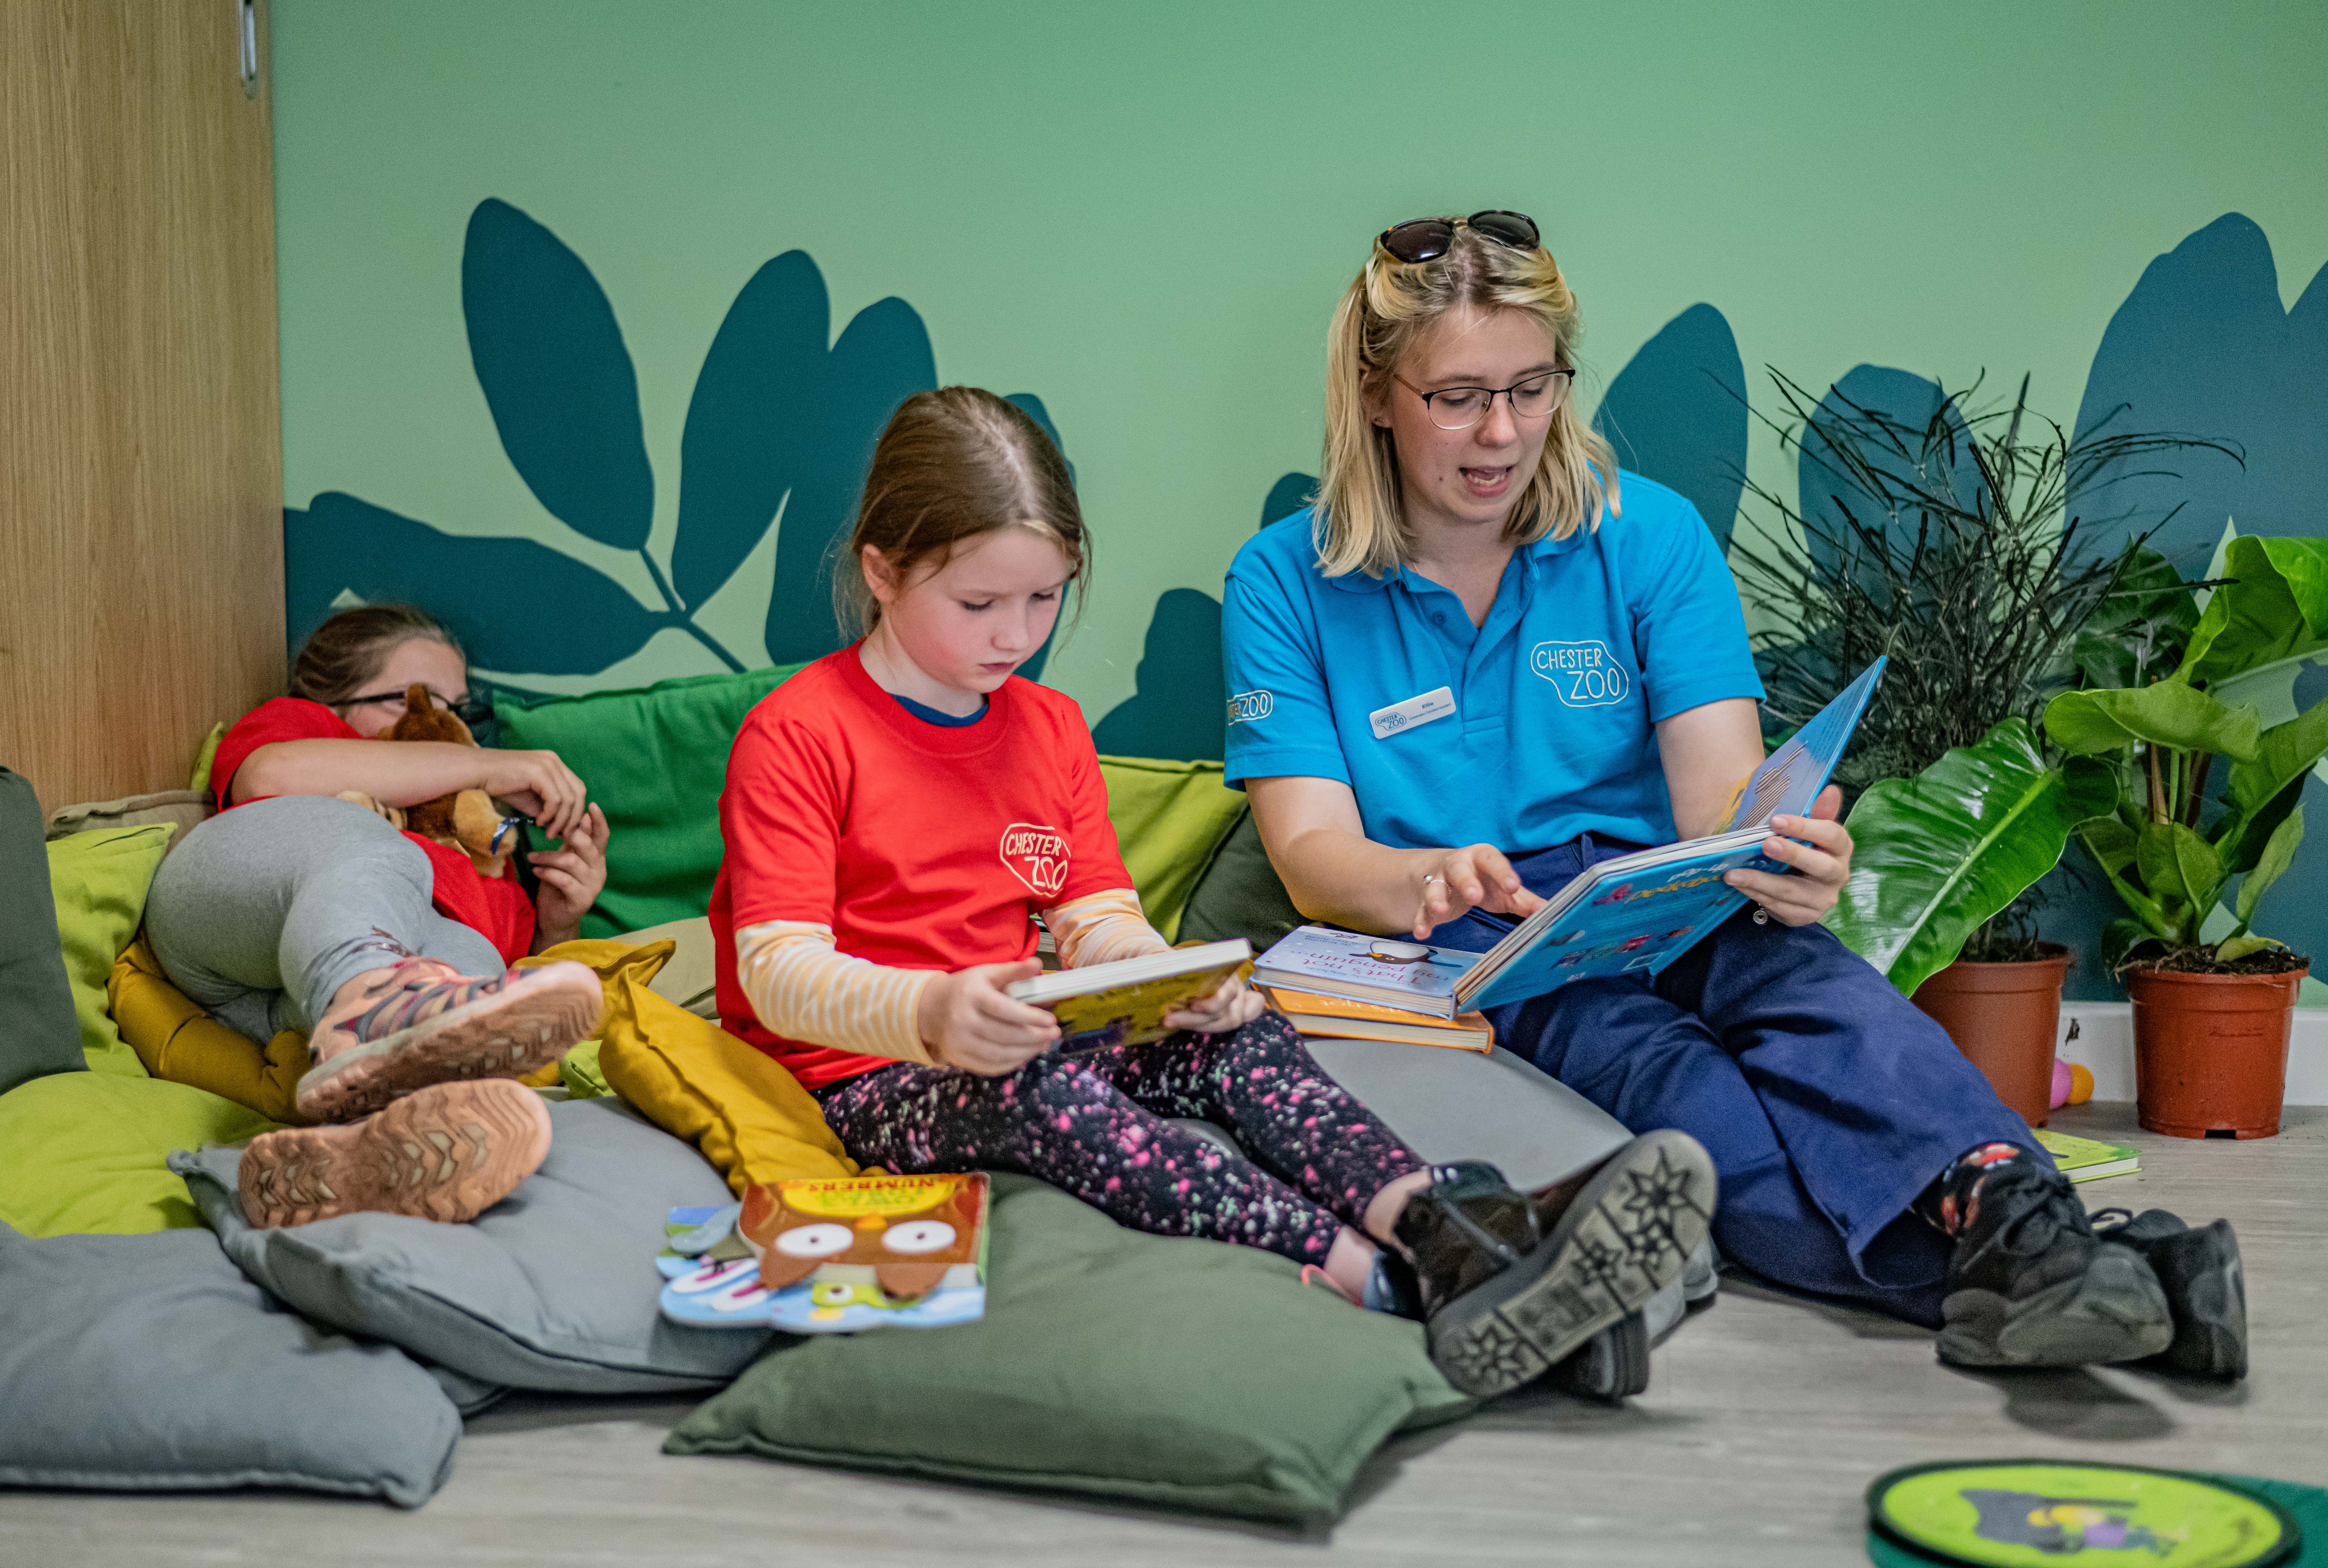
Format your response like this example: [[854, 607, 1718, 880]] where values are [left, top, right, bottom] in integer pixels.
[[1220, 473, 1762, 852]]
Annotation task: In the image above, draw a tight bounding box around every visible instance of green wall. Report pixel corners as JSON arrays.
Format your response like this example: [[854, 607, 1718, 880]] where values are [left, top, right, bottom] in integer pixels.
[[271, 0, 2328, 993]]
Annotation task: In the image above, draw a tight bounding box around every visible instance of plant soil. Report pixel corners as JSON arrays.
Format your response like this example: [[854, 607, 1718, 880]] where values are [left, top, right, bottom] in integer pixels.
[[2122, 946, 2312, 979]]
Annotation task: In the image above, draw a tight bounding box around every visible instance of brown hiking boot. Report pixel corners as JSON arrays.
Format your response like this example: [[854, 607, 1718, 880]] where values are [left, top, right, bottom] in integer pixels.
[[297, 957, 602, 1124], [239, 1078, 552, 1227]]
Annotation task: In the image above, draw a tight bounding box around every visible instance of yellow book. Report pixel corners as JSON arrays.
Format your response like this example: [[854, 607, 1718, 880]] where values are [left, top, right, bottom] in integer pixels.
[[2034, 1127, 2142, 1182], [1008, 940, 1253, 1052], [1263, 986, 1494, 1054]]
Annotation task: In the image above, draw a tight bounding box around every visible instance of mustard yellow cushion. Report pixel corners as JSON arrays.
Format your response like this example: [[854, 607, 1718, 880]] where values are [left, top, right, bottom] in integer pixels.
[[0, 1072, 277, 1237], [47, 824, 174, 1076], [110, 936, 309, 1123], [592, 968, 856, 1192]]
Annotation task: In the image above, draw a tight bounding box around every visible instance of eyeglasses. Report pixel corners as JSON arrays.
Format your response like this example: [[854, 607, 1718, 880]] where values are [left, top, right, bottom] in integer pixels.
[[1376, 210, 1541, 264], [1396, 369, 1573, 431], [340, 688, 492, 727]]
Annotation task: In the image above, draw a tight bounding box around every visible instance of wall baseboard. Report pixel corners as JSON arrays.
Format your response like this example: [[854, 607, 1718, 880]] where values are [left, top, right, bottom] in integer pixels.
[[2056, 1004, 2328, 1107]]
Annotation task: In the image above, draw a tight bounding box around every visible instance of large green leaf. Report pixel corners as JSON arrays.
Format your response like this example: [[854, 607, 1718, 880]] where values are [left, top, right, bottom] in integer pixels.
[[2071, 544, 2200, 690], [2076, 823, 2174, 938], [2177, 535, 2328, 688], [2044, 682, 2262, 761], [1829, 720, 2117, 996], [2235, 804, 2305, 930], [2226, 700, 2328, 818], [2135, 819, 2223, 912]]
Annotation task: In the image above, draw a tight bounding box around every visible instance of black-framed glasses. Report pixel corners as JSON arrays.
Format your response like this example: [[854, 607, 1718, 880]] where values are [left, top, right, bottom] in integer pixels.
[[339, 688, 492, 727], [1395, 368, 1573, 431], [1376, 210, 1540, 264]]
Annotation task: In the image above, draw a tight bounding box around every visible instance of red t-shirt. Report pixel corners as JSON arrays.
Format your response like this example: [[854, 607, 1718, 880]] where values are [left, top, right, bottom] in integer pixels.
[[212, 697, 536, 965], [711, 644, 1134, 1090]]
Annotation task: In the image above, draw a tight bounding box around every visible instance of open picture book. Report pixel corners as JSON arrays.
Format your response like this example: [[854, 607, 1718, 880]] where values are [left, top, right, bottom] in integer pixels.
[[1255, 658, 1887, 1017]]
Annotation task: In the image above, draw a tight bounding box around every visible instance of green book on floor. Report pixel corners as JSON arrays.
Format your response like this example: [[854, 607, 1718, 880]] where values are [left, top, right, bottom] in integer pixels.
[[2034, 1127, 2141, 1182]]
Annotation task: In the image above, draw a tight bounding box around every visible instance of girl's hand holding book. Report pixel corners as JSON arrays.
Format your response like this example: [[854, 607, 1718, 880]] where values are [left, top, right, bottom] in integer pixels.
[[1163, 972, 1265, 1035], [920, 959, 1061, 1075]]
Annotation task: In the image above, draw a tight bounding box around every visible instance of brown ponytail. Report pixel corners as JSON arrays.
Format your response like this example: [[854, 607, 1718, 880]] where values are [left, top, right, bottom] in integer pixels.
[[834, 387, 1087, 637], [289, 604, 463, 708]]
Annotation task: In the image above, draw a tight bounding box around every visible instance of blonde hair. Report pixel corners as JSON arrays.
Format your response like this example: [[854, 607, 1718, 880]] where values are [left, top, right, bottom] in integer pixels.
[[833, 387, 1087, 637], [1316, 225, 1618, 577]]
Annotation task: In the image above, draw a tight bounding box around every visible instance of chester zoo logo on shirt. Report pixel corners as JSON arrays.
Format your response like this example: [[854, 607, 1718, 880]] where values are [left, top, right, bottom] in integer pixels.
[[999, 823, 1072, 898], [1227, 690, 1274, 725], [1530, 640, 1631, 708]]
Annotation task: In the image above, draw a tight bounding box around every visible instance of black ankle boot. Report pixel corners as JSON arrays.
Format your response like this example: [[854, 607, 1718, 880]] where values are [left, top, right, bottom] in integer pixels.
[[1936, 1163, 2174, 1368], [2093, 1208, 2248, 1380], [1392, 1131, 1715, 1400]]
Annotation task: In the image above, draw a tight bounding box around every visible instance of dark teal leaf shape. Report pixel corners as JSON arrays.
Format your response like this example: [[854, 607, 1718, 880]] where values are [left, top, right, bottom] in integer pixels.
[[674, 251, 829, 610], [1261, 473, 1315, 530], [765, 297, 938, 665], [1091, 589, 1228, 762], [462, 199, 654, 551], [1005, 393, 1075, 490], [1799, 366, 1982, 608], [1593, 304, 1747, 551], [2074, 213, 2327, 575], [286, 491, 661, 675]]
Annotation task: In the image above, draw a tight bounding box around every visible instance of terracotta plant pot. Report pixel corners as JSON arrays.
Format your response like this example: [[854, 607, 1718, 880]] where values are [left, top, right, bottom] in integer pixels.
[[2125, 962, 2309, 1139], [1911, 943, 2071, 1126]]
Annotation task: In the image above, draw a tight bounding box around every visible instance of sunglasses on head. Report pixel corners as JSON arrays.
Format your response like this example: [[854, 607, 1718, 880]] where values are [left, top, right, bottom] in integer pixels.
[[1376, 210, 1541, 265]]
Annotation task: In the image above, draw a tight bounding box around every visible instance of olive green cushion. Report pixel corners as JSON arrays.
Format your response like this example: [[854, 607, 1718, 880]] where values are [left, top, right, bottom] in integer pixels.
[[46, 823, 175, 1075], [499, 668, 1250, 942], [1178, 808, 1307, 952], [0, 1072, 277, 1237], [665, 1174, 1472, 1524]]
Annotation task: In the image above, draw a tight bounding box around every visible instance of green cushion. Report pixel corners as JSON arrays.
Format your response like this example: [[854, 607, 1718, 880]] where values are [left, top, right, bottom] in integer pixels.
[[497, 666, 809, 938], [0, 1072, 277, 1237], [499, 666, 1251, 943], [665, 1174, 1472, 1524], [47, 823, 175, 1074], [1178, 807, 1308, 951], [1092, 756, 1249, 941]]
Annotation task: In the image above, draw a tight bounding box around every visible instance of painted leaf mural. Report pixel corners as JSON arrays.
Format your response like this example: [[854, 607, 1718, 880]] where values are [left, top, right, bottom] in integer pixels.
[[1592, 302, 1747, 551], [289, 198, 1043, 696]]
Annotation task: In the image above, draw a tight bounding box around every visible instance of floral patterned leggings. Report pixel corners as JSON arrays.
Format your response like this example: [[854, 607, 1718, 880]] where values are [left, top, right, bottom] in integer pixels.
[[813, 1011, 1428, 1265]]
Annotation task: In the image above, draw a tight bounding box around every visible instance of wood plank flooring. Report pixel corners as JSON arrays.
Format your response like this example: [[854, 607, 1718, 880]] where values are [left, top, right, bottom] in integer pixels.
[[6, 1102, 2322, 1567]]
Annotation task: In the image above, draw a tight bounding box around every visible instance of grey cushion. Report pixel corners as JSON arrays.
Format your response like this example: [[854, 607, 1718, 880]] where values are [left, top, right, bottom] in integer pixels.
[[0, 1220, 460, 1507], [174, 1097, 768, 1394], [1, 767, 84, 1097], [1176, 809, 1307, 952], [1305, 1039, 1633, 1190]]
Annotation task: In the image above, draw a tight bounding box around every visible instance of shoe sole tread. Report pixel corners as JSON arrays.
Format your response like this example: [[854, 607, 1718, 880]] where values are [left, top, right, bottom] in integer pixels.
[[238, 1080, 552, 1227]]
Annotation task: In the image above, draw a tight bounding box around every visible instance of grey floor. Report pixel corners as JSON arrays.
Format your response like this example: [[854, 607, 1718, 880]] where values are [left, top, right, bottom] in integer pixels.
[[5, 1101, 2322, 1568]]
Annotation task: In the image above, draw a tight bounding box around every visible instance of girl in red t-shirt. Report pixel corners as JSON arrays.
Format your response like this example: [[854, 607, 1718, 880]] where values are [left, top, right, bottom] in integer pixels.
[[712, 387, 1713, 1400], [144, 605, 611, 1228]]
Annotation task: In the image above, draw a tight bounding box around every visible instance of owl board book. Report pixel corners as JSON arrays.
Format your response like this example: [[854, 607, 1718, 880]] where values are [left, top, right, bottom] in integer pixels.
[[1255, 659, 1886, 1017], [1005, 937, 1253, 1052], [657, 1172, 989, 1333]]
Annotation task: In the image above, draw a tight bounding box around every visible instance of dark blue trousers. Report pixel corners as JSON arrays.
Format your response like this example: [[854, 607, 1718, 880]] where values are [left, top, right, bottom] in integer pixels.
[[1434, 837, 2040, 1327]]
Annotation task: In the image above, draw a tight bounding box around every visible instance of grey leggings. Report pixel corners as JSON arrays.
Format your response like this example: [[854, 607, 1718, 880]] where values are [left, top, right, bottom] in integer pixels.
[[144, 795, 503, 1046]]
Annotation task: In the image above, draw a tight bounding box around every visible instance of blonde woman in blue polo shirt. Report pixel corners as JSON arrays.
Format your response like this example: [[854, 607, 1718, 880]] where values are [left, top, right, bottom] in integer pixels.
[[1224, 212, 2240, 1378]]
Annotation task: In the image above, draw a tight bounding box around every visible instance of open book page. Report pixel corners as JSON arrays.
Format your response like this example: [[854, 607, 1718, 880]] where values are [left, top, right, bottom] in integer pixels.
[[1711, 658, 1888, 834]]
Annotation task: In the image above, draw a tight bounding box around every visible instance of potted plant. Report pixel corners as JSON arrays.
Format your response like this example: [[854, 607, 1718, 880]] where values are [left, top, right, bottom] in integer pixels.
[[2042, 535, 2328, 1138], [1734, 371, 2217, 1120]]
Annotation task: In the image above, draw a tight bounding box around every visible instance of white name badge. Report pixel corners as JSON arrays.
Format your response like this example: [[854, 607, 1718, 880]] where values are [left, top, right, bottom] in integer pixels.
[[1369, 686, 1457, 741]]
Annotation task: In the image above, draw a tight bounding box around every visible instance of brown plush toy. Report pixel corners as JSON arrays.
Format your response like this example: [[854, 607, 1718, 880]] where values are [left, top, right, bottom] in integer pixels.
[[337, 683, 519, 877]]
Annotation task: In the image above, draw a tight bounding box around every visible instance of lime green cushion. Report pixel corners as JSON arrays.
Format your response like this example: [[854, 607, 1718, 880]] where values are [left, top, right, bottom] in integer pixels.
[[0, 1072, 277, 1236], [1092, 756, 1248, 941], [47, 824, 174, 1075], [497, 666, 810, 938], [500, 668, 1250, 942], [666, 1175, 1472, 1524]]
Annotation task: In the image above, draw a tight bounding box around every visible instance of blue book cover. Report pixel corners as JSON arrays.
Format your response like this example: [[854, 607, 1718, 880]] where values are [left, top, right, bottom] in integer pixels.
[[1456, 658, 1886, 1012]]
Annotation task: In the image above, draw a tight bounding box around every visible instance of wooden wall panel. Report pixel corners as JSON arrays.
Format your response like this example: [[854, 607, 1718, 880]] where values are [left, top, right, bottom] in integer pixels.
[[2, 0, 283, 815]]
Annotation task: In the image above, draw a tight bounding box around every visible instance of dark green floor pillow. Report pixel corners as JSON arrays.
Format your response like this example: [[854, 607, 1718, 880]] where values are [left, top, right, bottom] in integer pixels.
[[666, 1174, 1473, 1525], [1178, 808, 1307, 952], [497, 665, 808, 937]]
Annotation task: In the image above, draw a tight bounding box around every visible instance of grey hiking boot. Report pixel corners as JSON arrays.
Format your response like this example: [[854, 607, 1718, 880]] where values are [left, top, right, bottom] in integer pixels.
[[2092, 1208, 2248, 1380], [1396, 1130, 1716, 1399], [1936, 1163, 2173, 1369]]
